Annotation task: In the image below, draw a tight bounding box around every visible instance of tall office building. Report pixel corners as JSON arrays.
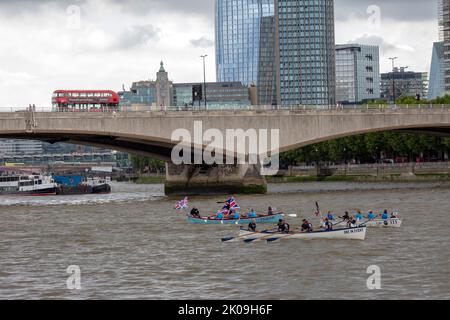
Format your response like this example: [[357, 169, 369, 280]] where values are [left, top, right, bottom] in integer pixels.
[[335, 44, 380, 104], [440, 0, 450, 93], [215, 0, 275, 86], [257, 15, 277, 105], [428, 42, 445, 99], [216, 0, 336, 106], [274, 0, 336, 106]]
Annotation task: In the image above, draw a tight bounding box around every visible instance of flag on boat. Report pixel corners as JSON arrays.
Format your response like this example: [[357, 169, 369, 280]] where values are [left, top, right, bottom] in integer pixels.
[[175, 197, 189, 210], [227, 197, 240, 210], [219, 197, 240, 213]]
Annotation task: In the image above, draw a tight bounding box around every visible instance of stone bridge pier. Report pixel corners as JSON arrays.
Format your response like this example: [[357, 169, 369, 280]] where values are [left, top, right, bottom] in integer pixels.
[[165, 163, 267, 195]]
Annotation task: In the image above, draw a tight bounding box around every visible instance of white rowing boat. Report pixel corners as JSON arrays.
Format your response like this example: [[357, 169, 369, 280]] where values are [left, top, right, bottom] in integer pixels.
[[232, 226, 367, 242]]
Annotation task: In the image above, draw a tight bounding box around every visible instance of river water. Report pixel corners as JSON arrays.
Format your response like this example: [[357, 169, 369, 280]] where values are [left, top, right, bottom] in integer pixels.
[[0, 181, 449, 300]]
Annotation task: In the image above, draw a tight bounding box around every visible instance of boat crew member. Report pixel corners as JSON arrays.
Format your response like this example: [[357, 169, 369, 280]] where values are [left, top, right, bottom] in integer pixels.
[[216, 211, 224, 220], [268, 207, 274, 215], [381, 210, 389, 220], [326, 211, 334, 221], [391, 211, 398, 218], [323, 218, 333, 231], [278, 219, 290, 233], [248, 219, 257, 232], [190, 208, 201, 218], [247, 209, 257, 218], [367, 210, 376, 221], [231, 210, 240, 220], [301, 219, 313, 233], [355, 210, 363, 221], [340, 211, 350, 221], [347, 215, 358, 228]]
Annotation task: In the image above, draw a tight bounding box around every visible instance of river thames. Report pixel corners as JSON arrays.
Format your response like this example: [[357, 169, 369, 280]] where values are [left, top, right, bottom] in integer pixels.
[[0, 181, 449, 300]]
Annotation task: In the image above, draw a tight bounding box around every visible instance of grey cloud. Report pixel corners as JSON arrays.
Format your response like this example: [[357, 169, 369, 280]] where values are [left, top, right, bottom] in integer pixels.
[[117, 24, 161, 49], [335, 0, 437, 22], [348, 34, 415, 57], [190, 36, 214, 48], [348, 35, 396, 51], [0, 0, 73, 14], [109, 0, 214, 18], [0, 0, 436, 23]]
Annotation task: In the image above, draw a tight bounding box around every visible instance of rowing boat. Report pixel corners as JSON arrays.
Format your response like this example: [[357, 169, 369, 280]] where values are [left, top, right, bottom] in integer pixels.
[[187, 213, 284, 225], [359, 218, 402, 228], [232, 226, 367, 242]]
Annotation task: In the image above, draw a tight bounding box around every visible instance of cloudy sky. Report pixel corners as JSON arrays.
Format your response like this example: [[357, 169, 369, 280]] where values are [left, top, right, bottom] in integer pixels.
[[0, 0, 438, 108]]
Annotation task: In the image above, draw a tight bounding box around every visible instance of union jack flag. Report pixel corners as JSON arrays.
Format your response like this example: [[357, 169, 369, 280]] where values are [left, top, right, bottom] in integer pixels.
[[219, 197, 240, 213], [175, 197, 189, 210]]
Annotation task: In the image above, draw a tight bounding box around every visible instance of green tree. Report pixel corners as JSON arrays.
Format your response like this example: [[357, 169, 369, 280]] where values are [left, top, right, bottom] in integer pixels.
[[130, 155, 165, 172]]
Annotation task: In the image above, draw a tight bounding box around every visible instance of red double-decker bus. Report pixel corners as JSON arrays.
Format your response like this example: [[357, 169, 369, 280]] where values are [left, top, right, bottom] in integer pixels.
[[52, 90, 120, 112]]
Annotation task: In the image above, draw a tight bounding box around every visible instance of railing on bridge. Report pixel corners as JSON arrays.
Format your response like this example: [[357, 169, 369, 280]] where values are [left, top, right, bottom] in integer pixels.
[[1, 104, 450, 113]]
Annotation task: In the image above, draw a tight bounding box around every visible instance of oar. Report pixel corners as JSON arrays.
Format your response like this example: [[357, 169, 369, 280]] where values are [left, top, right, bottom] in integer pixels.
[[221, 227, 276, 242], [266, 233, 294, 242], [242, 226, 280, 243], [222, 231, 260, 242], [244, 233, 278, 243], [332, 220, 346, 228]]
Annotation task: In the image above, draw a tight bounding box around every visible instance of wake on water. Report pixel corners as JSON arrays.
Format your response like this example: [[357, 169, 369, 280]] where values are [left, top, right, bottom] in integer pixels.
[[0, 192, 165, 207]]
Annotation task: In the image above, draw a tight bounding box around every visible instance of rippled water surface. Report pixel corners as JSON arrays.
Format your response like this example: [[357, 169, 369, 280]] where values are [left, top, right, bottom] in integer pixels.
[[0, 181, 449, 300]]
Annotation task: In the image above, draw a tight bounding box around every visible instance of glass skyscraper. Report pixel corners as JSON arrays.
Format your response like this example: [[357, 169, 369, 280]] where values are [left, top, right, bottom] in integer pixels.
[[215, 0, 274, 86], [275, 0, 336, 106], [428, 42, 445, 100], [440, 0, 450, 93], [257, 15, 277, 105], [216, 0, 336, 107]]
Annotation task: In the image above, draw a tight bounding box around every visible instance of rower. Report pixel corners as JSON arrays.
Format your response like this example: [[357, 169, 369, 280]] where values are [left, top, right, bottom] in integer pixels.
[[367, 210, 376, 221], [248, 219, 257, 232], [341, 211, 350, 221], [216, 211, 224, 220], [347, 215, 357, 228], [391, 211, 398, 218], [230, 210, 240, 220], [326, 211, 335, 221], [278, 219, 290, 233], [190, 207, 201, 218], [301, 219, 313, 233], [323, 218, 333, 231], [381, 210, 389, 220], [247, 209, 257, 218], [268, 207, 274, 215], [355, 210, 363, 221]]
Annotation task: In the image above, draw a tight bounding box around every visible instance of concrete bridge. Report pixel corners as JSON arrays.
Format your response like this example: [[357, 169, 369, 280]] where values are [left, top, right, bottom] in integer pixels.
[[1, 106, 449, 194]]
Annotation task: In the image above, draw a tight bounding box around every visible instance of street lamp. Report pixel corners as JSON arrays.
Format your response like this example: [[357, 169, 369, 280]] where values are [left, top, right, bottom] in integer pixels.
[[389, 57, 398, 104], [200, 55, 208, 110]]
